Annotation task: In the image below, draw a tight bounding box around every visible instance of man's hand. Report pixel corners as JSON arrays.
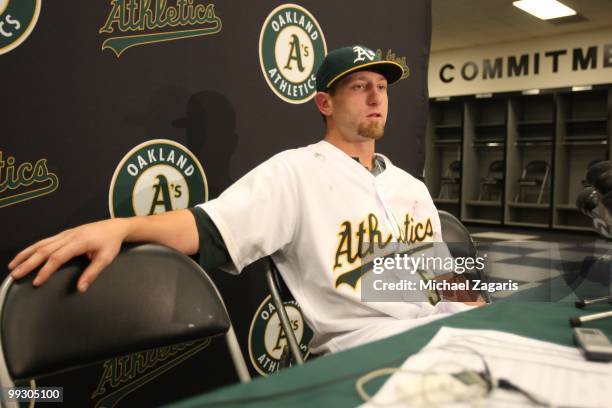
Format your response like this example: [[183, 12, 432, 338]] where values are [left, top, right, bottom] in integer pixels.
[[8, 218, 130, 292], [434, 272, 485, 305], [7, 209, 200, 292]]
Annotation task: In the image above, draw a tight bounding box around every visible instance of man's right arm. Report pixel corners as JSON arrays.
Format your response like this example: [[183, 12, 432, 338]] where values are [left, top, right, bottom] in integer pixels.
[[8, 209, 198, 293]]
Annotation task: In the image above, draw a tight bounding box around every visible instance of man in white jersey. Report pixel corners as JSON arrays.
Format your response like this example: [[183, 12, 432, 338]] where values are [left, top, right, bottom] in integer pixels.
[[9, 45, 477, 354]]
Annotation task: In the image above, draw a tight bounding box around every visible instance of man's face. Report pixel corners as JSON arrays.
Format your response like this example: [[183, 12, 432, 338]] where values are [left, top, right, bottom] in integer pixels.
[[328, 71, 388, 141]]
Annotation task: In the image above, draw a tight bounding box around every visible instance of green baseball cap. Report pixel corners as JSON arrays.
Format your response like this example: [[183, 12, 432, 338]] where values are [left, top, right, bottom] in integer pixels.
[[315, 45, 404, 92]]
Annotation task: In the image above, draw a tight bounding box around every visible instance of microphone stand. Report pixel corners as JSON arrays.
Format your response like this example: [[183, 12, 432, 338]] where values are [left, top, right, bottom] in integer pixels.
[[570, 296, 612, 327]]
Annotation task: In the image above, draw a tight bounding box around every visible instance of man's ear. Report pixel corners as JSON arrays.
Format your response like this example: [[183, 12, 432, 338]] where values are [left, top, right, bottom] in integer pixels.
[[314, 91, 332, 118]]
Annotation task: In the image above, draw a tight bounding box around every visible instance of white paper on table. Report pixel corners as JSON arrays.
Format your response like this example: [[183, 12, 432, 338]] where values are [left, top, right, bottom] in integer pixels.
[[359, 327, 612, 408]]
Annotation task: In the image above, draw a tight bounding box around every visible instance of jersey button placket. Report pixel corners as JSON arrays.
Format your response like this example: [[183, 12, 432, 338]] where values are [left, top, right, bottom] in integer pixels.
[[374, 180, 401, 242]]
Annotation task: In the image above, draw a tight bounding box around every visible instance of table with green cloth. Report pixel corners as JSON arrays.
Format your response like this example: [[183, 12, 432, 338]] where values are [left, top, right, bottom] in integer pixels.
[[169, 300, 612, 407]]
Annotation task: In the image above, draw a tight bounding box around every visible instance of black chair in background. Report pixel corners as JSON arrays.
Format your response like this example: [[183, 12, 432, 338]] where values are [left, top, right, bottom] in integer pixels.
[[0, 244, 250, 406], [478, 160, 504, 201], [514, 160, 550, 203], [438, 210, 492, 304], [438, 160, 461, 199]]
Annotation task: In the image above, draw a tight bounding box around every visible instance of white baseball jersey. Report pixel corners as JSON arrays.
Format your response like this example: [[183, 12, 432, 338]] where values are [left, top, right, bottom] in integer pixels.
[[198, 140, 471, 354]]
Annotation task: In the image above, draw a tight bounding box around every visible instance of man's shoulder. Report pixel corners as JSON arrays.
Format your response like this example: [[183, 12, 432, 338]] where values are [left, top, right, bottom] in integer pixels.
[[230, 141, 325, 184], [267, 141, 325, 166]]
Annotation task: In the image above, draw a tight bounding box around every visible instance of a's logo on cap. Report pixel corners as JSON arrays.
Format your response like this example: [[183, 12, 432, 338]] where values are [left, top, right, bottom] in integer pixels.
[[353, 46, 375, 63], [259, 4, 327, 104], [0, 0, 41, 56], [108, 139, 208, 218]]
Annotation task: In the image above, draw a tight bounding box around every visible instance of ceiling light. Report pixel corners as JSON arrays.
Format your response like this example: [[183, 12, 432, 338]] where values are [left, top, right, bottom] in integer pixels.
[[513, 0, 576, 20], [572, 85, 592, 92]]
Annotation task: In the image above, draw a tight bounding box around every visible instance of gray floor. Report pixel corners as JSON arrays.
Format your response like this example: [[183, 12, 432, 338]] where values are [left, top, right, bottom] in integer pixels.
[[468, 225, 602, 244], [465, 225, 612, 302]]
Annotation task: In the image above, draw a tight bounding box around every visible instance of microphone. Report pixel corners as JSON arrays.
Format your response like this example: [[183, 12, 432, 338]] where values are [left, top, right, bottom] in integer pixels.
[[570, 310, 612, 327], [586, 161, 612, 189], [575, 295, 612, 308], [576, 187, 599, 216]]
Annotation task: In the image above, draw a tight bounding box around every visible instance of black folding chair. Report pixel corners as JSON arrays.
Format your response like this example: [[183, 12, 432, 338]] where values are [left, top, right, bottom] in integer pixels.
[[438, 160, 461, 199], [438, 210, 492, 304], [0, 244, 250, 407], [478, 160, 504, 201], [514, 160, 550, 203]]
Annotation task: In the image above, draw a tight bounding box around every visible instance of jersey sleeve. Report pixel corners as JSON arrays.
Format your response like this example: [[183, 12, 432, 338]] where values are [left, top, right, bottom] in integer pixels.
[[188, 206, 232, 271], [196, 154, 300, 274]]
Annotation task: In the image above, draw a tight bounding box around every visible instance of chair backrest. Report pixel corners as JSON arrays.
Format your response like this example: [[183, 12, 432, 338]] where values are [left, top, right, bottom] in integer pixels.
[[437, 211, 492, 303], [448, 160, 461, 178], [438, 210, 477, 259], [0, 243, 250, 387], [523, 160, 549, 179], [488, 160, 505, 179]]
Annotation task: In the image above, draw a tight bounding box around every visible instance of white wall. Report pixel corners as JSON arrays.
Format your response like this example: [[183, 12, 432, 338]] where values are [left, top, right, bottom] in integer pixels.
[[429, 28, 612, 97]]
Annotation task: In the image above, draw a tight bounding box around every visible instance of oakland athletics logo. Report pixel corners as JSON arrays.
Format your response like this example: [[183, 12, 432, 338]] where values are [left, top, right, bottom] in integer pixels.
[[259, 4, 326, 104], [109, 139, 208, 217], [0, 151, 59, 209], [248, 295, 313, 376], [99, 0, 222, 57], [0, 0, 41, 56]]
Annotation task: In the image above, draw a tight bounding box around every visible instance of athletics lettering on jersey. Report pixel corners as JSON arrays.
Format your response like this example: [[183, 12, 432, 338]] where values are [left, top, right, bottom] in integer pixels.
[[402, 213, 434, 244], [333, 213, 392, 269], [333, 212, 433, 289]]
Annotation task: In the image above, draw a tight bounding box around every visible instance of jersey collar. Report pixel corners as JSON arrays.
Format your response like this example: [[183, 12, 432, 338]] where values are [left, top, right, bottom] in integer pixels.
[[318, 140, 388, 177]]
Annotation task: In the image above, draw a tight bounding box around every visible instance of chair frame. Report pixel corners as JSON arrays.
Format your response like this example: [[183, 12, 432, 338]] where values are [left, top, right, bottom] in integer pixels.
[[438, 210, 493, 304], [478, 160, 504, 201], [0, 245, 250, 407], [265, 258, 304, 366], [514, 160, 550, 204], [438, 160, 461, 200]]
